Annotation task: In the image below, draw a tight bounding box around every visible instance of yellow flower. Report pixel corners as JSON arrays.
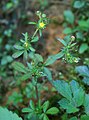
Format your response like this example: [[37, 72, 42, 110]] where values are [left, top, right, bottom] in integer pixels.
[[39, 22, 45, 28], [24, 42, 28, 47]]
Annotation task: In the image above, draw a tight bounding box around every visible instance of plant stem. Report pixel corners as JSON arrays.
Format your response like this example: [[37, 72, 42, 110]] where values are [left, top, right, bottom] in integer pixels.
[[35, 83, 39, 100], [32, 29, 39, 39]]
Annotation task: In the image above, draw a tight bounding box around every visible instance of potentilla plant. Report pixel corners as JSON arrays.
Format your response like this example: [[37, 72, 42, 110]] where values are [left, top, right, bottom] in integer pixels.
[[11, 11, 80, 120], [12, 11, 59, 120]]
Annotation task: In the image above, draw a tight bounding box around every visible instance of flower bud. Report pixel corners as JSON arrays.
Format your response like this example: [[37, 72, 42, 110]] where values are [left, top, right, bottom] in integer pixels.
[[71, 36, 75, 41]]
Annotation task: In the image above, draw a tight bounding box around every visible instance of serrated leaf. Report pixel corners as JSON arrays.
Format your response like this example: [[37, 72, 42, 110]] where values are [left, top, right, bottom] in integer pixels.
[[70, 80, 85, 107], [46, 107, 59, 115], [76, 66, 89, 86], [54, 80, 85, 113], [59, 98, 79, 113], [53, 80, 72, 101], [59, 98, 69, 109], [12, 51, 24, 58], [66, 104, 79, 113], [75, 66, 89, 77], [0, 107, 22, 120]]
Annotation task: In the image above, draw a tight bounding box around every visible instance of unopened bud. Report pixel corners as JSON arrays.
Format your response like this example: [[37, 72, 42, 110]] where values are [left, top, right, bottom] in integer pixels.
[[71, 36, 75, 41], [36, 11, 41, 16], [42, 14, 46, 18]]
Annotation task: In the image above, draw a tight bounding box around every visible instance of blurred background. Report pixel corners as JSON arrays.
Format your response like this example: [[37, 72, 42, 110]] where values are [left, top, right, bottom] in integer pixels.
[[0, 0, 89, 119]]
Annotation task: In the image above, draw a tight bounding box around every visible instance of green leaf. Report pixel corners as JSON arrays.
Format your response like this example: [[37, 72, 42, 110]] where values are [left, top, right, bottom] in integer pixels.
[[70, 80, 85, 107], [22, 32, 29, 41], [59, 98, 69, 109], [78, 20, 89, 30], [0, 107, 22, 120], [53, 80, 85, 113], [83, 77, 89, 86], [64, 10, 74, 24], [75, 66, 89, 77], [23, 50, 28, 60], [29, 47, 35, 52], [76, 32, 84, 40], [12, 62, 29, 73], [34, 54, 43, 62], [5, 2, 13, 10], [31, 36, 39, 42], [46, 107, 59, 115], [69, 117, 78, 120], [61, 113, 68, 120], [84, 94, 89, 115], [57, 38, 67, 46], [43, 101, 49, 112], [27, 62, 33, 69], [28, 113, 39, 120], [44, 67, 53, 82], [45, 51, 64, 66], [43, 114, 49, 120], [28, 22, 36, 25], [53, 80, 72, 101], [59, 98, 79, 113], [73, 1, 85, 8], [29, 53, 43, 63], [63, 28, 72, 34], [12, 51, 24, 58], [80, 115, 89, 120], [14, 45, 24, 50], [30, 100, 35, 110], [7, 92, 23, 106], [79, 43, 88, 54], [22, 108, 33, 113], [39, 29, 42, 37], [76, 66, 89, 86], [19, 73, 31, 81], [1, 56, 13, 65]]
